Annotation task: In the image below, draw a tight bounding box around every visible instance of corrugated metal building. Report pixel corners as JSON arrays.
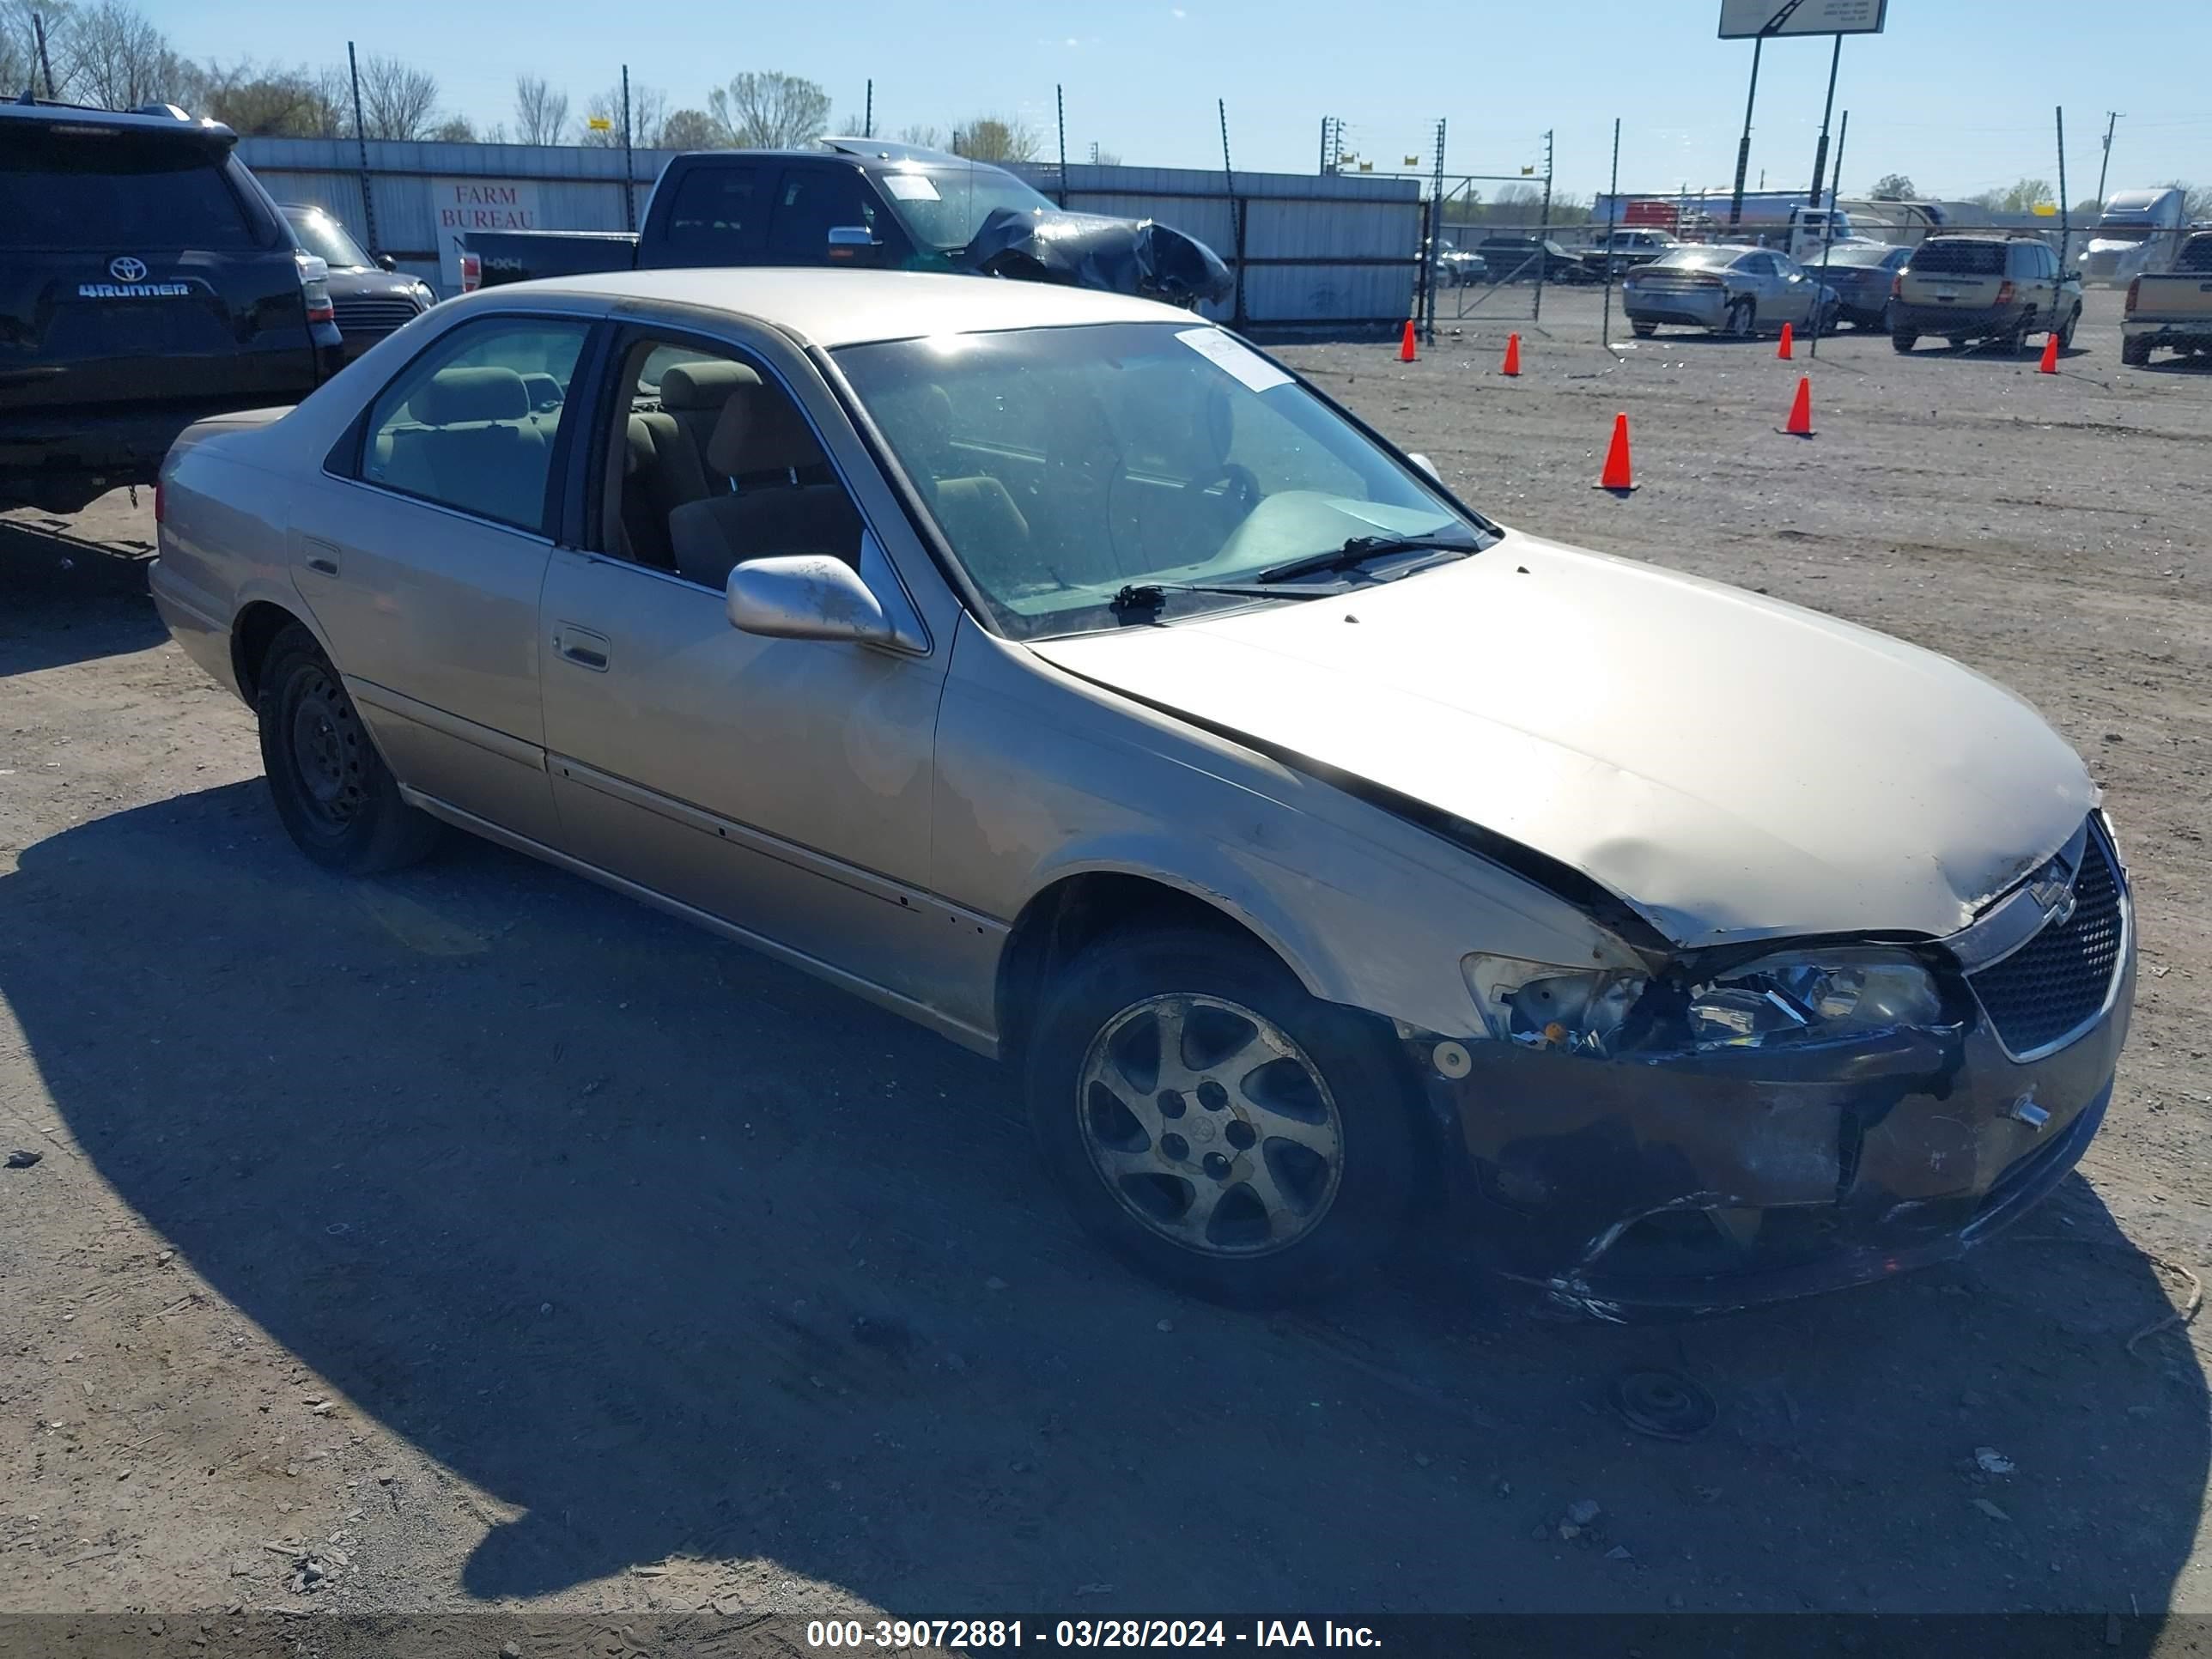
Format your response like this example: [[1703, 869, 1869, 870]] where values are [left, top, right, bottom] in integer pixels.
[[236, 138, 1424, 332]]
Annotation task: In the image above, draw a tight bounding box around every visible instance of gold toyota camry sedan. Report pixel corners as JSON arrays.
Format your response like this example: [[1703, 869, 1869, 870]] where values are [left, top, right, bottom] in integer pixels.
[[150, 268, 2132, 1315]]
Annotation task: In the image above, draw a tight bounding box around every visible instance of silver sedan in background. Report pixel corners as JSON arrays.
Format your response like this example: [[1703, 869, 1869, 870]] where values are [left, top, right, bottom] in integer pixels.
[[1623, 245, 1840, 338]]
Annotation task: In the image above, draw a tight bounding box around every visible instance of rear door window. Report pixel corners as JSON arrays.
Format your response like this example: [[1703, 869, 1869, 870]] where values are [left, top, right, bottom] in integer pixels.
[[358, 318, 592, 533], [0, 132, 259, 250], [661, 164, 771, 259]]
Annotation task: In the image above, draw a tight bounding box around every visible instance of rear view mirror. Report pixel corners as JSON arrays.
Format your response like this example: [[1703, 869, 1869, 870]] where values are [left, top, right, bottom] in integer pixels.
[[827, 226, 881, 264], [726, 555, 896, 646]]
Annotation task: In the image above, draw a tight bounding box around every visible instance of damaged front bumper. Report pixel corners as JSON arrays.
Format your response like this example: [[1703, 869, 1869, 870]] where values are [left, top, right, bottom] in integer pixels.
[[1415, 826, 2136, 1317]]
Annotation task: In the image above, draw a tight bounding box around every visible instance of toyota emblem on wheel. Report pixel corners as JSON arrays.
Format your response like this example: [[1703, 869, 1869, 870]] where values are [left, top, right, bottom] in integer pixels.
[[109, 256, 148, 283]]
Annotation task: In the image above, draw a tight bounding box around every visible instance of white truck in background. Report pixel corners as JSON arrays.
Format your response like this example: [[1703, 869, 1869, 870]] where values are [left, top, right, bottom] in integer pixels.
[[2078, 188, 2188, 286]]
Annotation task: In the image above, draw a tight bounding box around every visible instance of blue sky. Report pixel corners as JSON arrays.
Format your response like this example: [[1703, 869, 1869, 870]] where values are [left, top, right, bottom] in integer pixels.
[[149, 0, 2210, 201]]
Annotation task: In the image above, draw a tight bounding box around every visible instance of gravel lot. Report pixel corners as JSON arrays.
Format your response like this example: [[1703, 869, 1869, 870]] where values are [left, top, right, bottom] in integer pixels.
[[3, 285, 2209, 1636]]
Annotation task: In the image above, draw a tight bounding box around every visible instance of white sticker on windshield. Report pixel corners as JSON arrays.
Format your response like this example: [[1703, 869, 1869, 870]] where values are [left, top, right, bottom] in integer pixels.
[[1176, 326, 1291, 392], [883, 173, 941, 201]]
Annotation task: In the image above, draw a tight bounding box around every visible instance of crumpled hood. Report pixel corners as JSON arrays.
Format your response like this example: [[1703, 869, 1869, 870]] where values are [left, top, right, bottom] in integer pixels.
[[1030, 532, 2096, 949], [961, 207, 1234, 307]]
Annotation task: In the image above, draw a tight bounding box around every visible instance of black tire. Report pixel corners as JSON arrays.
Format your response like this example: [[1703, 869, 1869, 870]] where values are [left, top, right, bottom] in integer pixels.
[[255, 623, 441, 875], [1892, 331, 1918, 353], [2003, 312, 2033, 355], [1721, 298, 1754, 338], [2121, 337, 2152, 368], [1631, 321, 1658, 338], [2057, 307, 2079, 349], [1023, 927, 1419, 1308]]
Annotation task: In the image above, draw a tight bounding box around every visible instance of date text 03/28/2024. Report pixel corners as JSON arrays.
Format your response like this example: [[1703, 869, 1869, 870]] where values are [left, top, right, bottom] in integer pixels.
[[805, 1622, 1382, 1650]]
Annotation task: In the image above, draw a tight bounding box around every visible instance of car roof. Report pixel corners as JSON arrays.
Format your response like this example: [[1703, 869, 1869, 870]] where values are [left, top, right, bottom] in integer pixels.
[[505, 267, 1189, 348], [0, 98, 237, 144]]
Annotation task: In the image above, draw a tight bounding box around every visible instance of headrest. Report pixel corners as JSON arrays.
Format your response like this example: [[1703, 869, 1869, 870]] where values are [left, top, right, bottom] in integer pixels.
[[659, 359, 761, 411], [416, 366, 528, 424], [624, 414, 655, 477], [705, 380, 824, 477]]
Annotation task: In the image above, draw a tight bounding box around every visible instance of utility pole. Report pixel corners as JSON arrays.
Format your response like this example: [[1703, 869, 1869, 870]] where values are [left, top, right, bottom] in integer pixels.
[[621, 66, 635, 232], [1729, 32, 1765, 231], [1055, 84, 1068, 207], [1533, 129, 1555, 323], [346, 41, 379, 259], [1808, 33, 1843, 209], [2055, 106, 2071, 268], [32, 11, 56, 97], [2092, 111, 2118, 215]]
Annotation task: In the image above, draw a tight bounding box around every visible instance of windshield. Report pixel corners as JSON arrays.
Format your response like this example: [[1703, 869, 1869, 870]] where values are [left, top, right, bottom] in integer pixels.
[[836, 320, 1490, 639], [874, 164, 1060, 252], [284, 205, 375, 270]]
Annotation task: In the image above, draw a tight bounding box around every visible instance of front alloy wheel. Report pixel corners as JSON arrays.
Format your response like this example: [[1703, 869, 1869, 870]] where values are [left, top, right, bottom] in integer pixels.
[[1024, 928, 1419, 1306], [1077, 993, 1344, 1257]]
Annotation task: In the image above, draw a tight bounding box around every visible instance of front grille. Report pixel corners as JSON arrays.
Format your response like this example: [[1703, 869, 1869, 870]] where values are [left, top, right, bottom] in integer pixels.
[[332, 297, 421, 335], [1967, 824, 2125, 1056]]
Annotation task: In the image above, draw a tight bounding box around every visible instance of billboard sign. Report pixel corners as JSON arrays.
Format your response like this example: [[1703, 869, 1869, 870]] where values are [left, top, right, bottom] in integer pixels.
[[430, 177, 544, 292], [1718, 0, 1888, 36]]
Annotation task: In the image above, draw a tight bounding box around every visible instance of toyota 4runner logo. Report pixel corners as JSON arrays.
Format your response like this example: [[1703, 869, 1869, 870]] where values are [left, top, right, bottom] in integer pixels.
[[77, 256, 191, 301]]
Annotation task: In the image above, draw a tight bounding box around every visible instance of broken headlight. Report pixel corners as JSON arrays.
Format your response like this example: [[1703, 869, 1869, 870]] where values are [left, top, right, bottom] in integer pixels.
[[1683, 950, 1941, 1048], [1461, 954, 1650, 1056], [1461, 948, 1943, 1058]]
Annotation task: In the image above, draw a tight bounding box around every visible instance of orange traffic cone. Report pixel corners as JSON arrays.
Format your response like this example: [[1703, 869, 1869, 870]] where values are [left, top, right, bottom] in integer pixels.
[[1502, 332, 1522, 376], [1593, 413, 1638, 492], [1400, 319, 1418, 362], [1778, 375, 1814, 437], [1777, 321, 1795, 361], [2039, 331, 2060, 374]]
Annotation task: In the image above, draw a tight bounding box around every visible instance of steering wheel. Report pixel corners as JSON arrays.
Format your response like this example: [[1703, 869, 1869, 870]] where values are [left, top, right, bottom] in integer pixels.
[[1182, 463, 1261, 516]]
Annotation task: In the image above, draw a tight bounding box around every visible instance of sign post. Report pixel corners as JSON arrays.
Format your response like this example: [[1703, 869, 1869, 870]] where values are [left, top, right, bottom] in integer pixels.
[[1718, 2, 1888, 232]]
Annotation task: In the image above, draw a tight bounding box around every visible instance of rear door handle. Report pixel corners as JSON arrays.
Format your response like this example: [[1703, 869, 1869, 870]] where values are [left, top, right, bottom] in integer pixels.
[[552, 623, 611, 672], [302, 538, 340, 577]]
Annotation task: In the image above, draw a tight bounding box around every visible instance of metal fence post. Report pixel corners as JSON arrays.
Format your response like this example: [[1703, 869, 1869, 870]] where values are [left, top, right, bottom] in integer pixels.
[[346, 41, 379, 258]]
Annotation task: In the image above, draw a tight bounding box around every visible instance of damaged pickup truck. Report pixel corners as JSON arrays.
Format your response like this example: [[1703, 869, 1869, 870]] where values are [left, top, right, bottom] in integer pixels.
[[151, 278, 2130, 1316]]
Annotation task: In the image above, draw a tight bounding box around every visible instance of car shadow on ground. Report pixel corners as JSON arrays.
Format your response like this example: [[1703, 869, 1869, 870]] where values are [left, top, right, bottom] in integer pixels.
[[0, 514, 167, 676], [6, 786, 2204, 1614]]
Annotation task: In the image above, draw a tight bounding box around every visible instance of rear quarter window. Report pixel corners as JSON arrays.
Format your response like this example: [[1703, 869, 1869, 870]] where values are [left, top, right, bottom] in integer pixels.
[[0, 132, 262, 250]]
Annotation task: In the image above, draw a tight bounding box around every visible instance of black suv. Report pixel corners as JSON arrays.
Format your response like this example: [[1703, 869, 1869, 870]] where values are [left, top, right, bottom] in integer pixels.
[[1, 100, 344, 514]]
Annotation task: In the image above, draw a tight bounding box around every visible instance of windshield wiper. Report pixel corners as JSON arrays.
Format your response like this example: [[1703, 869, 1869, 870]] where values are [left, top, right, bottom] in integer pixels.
[[1109, 581, 1331, 615], [1255, 532, 1481, 586]]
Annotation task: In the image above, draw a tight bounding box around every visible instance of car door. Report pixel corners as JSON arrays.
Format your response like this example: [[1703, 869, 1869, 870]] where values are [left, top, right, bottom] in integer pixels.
[[1772, 252, 1816, 323], [536, 318, 955, 1013], [292, 310, 599, 847]]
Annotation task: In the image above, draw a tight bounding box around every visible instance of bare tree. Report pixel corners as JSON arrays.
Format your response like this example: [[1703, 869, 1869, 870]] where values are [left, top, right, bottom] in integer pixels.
[[896, 123, 945, 150], [659, 106, 726, 150], [707, 70, 830, 149], [179, 58, 346, 136], [580, 82, 667, 149], [1, 0, 61, 97], [356, 52, 439, 141], [431, 113, 477, 142], [951, 113, 1039, 163], [513, 73, 569, 145], [2160, 179, 2212, 222], [65, 0, 183, 109]]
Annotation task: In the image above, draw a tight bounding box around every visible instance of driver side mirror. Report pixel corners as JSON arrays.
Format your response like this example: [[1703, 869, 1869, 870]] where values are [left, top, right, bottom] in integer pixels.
[[378, 253, 398, 272], [826, 226, 881, 265], [726, 555, 899, 647], [1407, 453, 1442, 483]]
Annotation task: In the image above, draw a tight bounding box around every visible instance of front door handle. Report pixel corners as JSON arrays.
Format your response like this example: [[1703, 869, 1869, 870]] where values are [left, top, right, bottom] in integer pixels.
[[302, 537, 341, 577], [551, 623, 611, 672]]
